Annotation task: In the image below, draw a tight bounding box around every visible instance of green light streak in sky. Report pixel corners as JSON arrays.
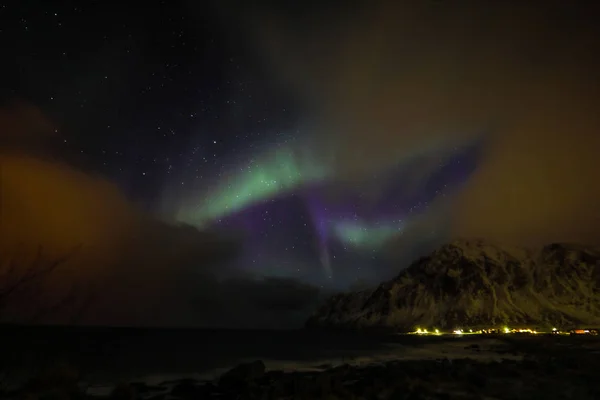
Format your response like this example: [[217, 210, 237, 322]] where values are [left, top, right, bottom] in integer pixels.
[[173, 134, 472, 228], [178, 145, 334, 225], [332, 220, 404, 249]]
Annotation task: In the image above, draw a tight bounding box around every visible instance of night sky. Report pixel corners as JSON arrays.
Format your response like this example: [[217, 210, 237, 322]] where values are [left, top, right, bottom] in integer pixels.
[[1, 1, 599, 327]]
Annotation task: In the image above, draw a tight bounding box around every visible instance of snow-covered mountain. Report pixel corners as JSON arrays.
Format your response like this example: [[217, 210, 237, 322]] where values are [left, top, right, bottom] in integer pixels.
[[306, 239, 600, 331]]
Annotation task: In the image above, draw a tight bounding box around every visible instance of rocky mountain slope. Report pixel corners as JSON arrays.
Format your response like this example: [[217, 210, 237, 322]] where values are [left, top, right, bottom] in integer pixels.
[[306, 239, 600, 331]]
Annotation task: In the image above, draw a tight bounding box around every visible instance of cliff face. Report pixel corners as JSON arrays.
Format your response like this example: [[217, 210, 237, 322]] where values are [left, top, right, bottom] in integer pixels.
[[306, 239, 600, 331]]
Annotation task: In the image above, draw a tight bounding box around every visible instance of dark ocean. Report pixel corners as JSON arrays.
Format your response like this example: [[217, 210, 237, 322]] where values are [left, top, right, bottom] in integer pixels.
[[0, 325, 419, 386]]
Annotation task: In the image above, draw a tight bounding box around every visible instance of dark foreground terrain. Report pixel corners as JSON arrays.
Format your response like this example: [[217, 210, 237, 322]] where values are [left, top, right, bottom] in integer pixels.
[[1, 326, 600, 399]]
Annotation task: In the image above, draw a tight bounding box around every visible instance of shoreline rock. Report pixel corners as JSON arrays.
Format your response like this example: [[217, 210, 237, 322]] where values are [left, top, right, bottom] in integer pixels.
[[6, 335, 600, 399]]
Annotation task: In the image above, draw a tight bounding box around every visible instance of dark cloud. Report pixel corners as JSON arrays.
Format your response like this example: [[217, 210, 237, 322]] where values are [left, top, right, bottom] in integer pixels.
[[233, 276, 321, 312], [0, 102, 322, 327], [221, 0, 600, 246], [180, 276, 325, 329]]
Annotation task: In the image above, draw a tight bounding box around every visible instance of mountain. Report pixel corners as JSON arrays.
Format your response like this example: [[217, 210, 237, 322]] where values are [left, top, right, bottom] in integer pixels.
[[306, 239, 600, 331]]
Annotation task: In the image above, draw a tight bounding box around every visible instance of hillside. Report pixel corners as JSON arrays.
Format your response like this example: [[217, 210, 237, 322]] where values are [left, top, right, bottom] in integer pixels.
[[306, 239, 600, 331]]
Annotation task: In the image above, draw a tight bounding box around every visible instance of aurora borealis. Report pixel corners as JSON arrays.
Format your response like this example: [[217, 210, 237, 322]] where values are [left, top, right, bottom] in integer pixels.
[[167, 136, 482, 288], [173, 139, 336, 226]]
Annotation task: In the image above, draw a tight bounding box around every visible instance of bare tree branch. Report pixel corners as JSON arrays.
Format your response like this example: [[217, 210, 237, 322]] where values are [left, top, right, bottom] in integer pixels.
[[0, 244, 85, 323]]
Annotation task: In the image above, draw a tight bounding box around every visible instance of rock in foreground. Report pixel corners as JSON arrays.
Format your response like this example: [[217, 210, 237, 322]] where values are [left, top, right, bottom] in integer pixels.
[[307, 239, 600, 331]]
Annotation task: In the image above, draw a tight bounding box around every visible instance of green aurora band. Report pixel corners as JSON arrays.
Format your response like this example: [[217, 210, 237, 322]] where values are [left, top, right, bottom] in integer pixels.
[[173, 135, 476, 249], [332, 220, 405, 249], [176, 144, 335, 226]]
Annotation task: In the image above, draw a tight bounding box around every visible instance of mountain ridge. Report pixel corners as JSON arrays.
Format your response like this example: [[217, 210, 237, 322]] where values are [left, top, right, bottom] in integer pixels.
[[306, 239, 600, 331]]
